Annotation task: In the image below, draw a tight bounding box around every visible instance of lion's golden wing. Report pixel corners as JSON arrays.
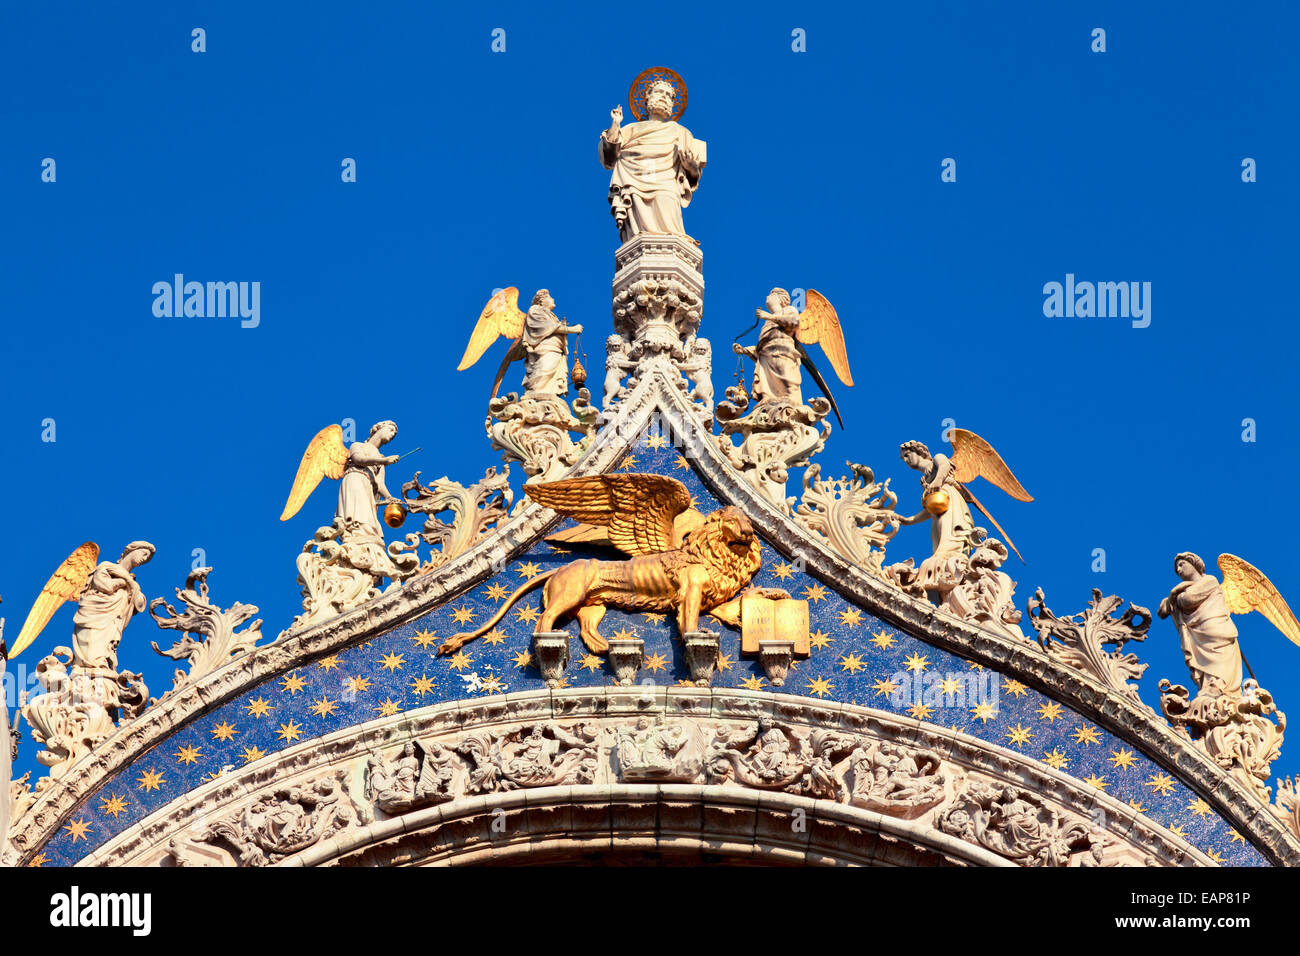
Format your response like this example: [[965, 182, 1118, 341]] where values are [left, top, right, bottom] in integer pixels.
[[525, 474, 693, 556], [1219, 553, 1300, 648], [949, 429, 1033, 502], [796, 289, 853, 386], [280, 424, 348, 521], [457, 287, 527, 371], [8, 542, 99, 658]]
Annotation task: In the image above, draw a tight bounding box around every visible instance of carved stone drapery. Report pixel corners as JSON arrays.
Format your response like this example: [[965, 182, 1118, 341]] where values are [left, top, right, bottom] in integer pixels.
[[1025, 588, 1150, 703], [150, 568, 265, 693]]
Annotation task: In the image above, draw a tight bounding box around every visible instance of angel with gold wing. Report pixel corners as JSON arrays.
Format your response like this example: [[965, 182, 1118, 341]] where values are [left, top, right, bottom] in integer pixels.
[[280, 421, 404, 540], [1158, 552, 1300, 700], [457, 287, 583, 401], [732, 288, 853, 427], [438, 473, 777, 656], [894, 429, 1033, 592]]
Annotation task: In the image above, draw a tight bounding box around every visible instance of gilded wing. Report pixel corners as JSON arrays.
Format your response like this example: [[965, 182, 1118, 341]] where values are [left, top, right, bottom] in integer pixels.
[[279, 425, 349, 521], [1219, 553, 1300, 648], [546, 508, 706, 551], [525, 474, 693, 556], [796, 289, 853, 386], [948, 429, 1033, 502], [457, 287, 527, 371], [8, 542, 99, 658]]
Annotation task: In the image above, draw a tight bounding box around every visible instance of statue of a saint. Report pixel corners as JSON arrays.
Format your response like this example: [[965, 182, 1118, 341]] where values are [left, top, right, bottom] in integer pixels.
[[1158, 552, 1243, 698], [599, 77, 706, 242]]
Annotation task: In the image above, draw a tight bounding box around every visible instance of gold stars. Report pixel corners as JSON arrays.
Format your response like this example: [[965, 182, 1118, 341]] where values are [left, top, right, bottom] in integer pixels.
[[511, 650, 533, 669], [1005, 724, 1034, 747], [310, 696, 338, 718], [908, 703, 933, 720], [136, 768, 166, 792], [515, 605, 540, 625], [938, 677, 962, 697], [280, 672, 306, 695], [241, 745, 267, 764], [374, 698, 401, 717], [28, 853, 49, 867], [1082, 774, 1110, 791], [345, 675, 373, 694], [1187, 797, 1212, 819], [967, 662, 984, 672], [872, 677, 899, 697], [481, 582, 509, 601], [277, 720, 304, 743], [211, 721, 238, 741], [645, 434, 669, 450], [1144, 773, 1176, 796], [675, 679, 696, 687], [903, 653, 929, 673], [552, 676, 572, 689], [1230, 830, 1246, 845], [642, 612, 665, 624], [839, 653, 865, 674], [63, 818, 92, 843], [482, 629, 508, 646], [770, 561, 796, 580], [644, 652, 668, 673], [1042, 747, 1069, 770], [579, 654, 604, 672], [244, 697, 271, 718], [1127, 798, 1147, 813], [1109, 747, 1137, 770], [802, 583, 827, 603], [838, 607, 863, 628], [1205, 848, 1226, 864], [317, 655, 341, 672], [450, 605, 477, 625], [412, 630, 437, 649], [717, 653, 734, 672], [618, 454, 639, 471], [610, 626, 637, 642], [809, 630, 832, 650], [99, 794, 128, 818], [479, 673, 506, 695], [515, 562, 542, 580], [1072, 724, 1101, 746], [447, 651, 472, 672], [175, 745, 203, 765], [410, 674, 436, 697], [673, 455, 690, 471], [805, 676, 834, 698], [1036, 701, 1063, 722], [970, 702, 998, 724], [1168, 823, 1189, 839], [379, 652, 406, 671], [1001, 678, 1027, 698], [869, 630, 896, 650], [740, 675, 766, 691]]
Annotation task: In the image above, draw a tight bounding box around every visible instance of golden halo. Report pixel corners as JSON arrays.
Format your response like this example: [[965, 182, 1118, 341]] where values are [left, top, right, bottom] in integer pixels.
[[628, 66, 688, 121]]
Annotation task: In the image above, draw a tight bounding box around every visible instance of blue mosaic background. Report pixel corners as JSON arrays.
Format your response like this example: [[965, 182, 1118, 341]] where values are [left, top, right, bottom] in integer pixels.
[[28, 436, 1266, 866]]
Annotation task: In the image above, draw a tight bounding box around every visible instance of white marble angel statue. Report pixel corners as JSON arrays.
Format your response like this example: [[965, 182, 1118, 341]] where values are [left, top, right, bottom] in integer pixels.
[[456, 288, 583, 400], [281, 421, 404, 543]]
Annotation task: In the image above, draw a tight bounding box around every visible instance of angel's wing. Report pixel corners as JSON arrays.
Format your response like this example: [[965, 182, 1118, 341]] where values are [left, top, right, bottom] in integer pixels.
[[525, 474, 693, 556], [1219, 553, 1300, 648], [796, 289, 853, 387], [457, 287, 527, 371], [8, 542, 99, 658], [949, 429, 1033, 502], [279, 425, 349, 521]]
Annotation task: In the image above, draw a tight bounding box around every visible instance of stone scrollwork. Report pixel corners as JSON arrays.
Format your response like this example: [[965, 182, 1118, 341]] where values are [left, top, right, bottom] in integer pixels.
[[291, 517, 420, 633], [792, 462, 902, 574], [396, 466, 514, 572], [1025, 588, 1151, 702], [715, 390, 831, 508], [1273, 776, 1300, 841], [887, 528, 1024, 640], [487, 390, 597, 484], [149, 567, 266, 693]]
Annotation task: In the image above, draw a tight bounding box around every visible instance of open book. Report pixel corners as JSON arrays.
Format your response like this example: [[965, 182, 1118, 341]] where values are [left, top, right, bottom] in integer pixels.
[[740, 594, 810, 656]]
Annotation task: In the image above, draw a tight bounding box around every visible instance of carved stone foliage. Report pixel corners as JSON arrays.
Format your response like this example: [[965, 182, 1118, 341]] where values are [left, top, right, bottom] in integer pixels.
[[487, 390, 597, 483], [793, 462, 902, 574], [397, 466, 514, 572], [1158, 678, 1285, 803], [291, 517, 421, 633], [937, 779, 1114, 867], [169, 770, 370, 867], [1273, 776, 1300, 842], [149, 568, 265, 693], [612, 277, 702, 363], [886, 528, 1024, 640], [1025, 588, 1151, 702], [715, 390, 831, 507]]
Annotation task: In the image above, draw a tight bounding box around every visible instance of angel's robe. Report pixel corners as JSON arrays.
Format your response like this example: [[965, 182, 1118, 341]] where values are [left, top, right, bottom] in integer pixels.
[[71, 562, 146, 672], [1169, 576, 1243, 695], [521, 304, 568, 397], [338, 449, 387, 545], [600, 119, 705, 241], [752, 314, 803, 405]]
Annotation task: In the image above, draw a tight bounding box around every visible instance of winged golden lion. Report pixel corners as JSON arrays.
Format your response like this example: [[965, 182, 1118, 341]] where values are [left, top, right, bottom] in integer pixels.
[[437, 474, 765, 656]]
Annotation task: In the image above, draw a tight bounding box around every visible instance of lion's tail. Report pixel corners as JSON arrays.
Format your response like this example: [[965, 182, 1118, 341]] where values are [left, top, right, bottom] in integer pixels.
[[436, 570, 556, 655]]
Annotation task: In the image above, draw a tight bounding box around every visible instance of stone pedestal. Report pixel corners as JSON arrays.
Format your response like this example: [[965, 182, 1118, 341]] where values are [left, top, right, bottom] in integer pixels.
[[758, 639, 796, 687], [683, 630, 721, 686], [607, 637, 645, 686], [532, 631, 571, 688], [611, 235, 704, 360]]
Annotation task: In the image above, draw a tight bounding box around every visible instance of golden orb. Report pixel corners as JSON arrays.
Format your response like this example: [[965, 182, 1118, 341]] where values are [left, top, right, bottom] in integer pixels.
[[923, 490, 950, 516], [384, 502, 407, 528]]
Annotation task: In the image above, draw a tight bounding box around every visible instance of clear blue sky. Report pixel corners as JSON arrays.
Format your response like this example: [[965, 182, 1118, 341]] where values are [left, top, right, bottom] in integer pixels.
[[2, 1, 1297, 785]]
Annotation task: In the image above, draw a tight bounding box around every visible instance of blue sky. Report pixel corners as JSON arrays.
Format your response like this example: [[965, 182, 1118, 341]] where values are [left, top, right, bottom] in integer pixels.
[[2, 2, 1297, 785]]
